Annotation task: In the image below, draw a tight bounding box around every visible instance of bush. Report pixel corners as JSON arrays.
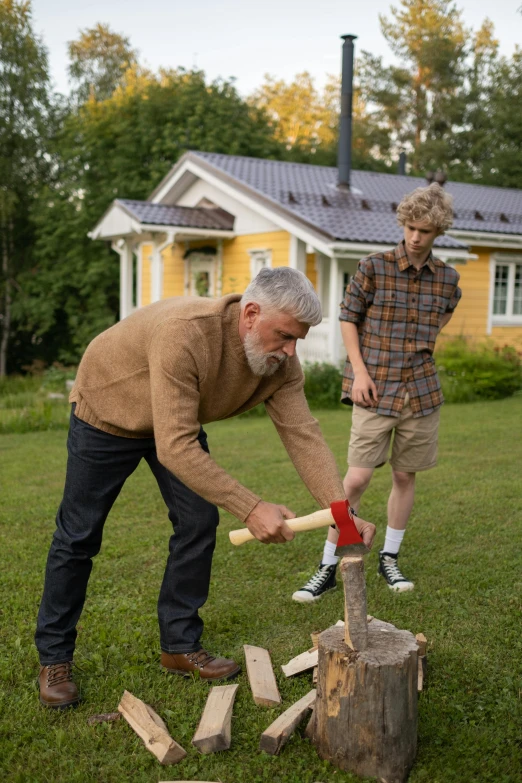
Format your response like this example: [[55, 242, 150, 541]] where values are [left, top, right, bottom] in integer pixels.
[[435, 338, 522, 403], [303, 362, 343, 409]]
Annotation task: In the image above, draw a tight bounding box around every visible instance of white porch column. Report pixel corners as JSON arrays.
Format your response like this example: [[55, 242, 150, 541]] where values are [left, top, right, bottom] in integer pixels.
[[216, 240, 224, 297], [119, 239, 134, 320], [328, 254, 339, 364], [289, 235, 307, 273], [151, 232, 174, 303]]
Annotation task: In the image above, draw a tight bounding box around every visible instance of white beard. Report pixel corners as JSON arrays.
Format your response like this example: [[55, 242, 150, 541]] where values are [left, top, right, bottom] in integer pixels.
[[244, 329, 287, 376]]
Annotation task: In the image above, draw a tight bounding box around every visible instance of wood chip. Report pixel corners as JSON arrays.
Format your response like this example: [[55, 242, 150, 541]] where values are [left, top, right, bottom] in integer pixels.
[[244, 645, 281, 707], [118, 690, 186, 765], [87, 712, 121, 726], [259, 689, 316, 755], [191, 684, 238, 754], [416, 632, 427, 657]]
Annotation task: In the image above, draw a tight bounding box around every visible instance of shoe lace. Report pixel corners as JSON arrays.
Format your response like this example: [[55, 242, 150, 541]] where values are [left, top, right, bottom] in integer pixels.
[[382, 556, 406, 582], [186, 650, 216, 669], [46, 662, 73, 687], [303, 565, 332, 591]]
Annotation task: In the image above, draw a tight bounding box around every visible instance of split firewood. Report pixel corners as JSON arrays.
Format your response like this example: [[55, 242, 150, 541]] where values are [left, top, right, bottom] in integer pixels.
[[244, 645, 281, 707], [312, 666, 318, 685], [416, 632, 427, 657], [281, 647, 318, 677], [310, 630, 320, 649], [416, 633, 428, 692], [118, 690, 186, 765], [304, 708, 315, 740], [87, 712, 121, 726], [191, 684, 238, 754], [259, 689, 316, 755]]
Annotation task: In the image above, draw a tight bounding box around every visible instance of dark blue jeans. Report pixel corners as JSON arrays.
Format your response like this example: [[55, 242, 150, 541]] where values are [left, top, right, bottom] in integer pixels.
[[35, 407, 219, 664]]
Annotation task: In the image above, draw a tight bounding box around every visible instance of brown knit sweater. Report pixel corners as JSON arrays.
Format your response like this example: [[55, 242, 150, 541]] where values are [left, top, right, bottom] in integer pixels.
[[70, 294, 344, 521]]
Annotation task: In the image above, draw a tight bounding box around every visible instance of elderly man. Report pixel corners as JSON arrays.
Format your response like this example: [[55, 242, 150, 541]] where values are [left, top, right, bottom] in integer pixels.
[[293, 183, 461, 603], [36, 266, 375, 708]]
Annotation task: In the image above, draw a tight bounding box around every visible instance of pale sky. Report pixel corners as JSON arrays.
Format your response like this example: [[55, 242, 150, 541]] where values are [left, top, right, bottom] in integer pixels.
[[32, 0, 522, 97]]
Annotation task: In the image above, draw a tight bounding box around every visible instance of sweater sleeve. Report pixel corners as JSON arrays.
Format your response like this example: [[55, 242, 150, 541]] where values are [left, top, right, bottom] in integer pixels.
[[264, 363, 346, 509], [148, 320, 260, 522]]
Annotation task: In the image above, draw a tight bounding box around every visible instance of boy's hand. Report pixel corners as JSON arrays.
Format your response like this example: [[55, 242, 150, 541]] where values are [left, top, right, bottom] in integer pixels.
[[352, 371, 378, 407]]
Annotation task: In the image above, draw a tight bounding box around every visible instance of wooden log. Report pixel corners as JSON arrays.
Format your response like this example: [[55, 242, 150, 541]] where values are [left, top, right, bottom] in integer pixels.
[[310, 631, 320, 648], [312, 666, 318, 684], [191, 684, 238, 754], [244, 645, 281, 707], [281, 647, 318, 677], [313, 620, 418, 783], [339, 556, 368, 651], [259, 689, 316, 755], [118, 690, 186, 765]]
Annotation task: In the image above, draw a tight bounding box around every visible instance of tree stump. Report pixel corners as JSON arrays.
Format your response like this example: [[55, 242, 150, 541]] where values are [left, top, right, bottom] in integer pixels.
[[310, 556, 418, 783], [311, 620, 418, 783]]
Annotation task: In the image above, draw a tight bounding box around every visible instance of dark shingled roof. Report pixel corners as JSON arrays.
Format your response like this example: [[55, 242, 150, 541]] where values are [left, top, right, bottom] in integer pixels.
[[189, 152, 522, 249], [118, 199, 235, 231]]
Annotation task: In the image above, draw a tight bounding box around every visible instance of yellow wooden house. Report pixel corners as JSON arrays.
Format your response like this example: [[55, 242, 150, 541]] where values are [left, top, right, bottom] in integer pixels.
[[89, 151, 522, 362]]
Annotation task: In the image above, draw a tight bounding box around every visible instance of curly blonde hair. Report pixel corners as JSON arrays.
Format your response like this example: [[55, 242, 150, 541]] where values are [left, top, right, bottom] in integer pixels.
[[396, 182, 454, 233]]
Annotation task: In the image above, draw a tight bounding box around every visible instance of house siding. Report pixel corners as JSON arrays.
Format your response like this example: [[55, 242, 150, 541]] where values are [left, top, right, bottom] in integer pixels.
[[221, 231, 291, 294], [306, 252, 318, 289], [440, 246, 522, 349], [140, 243, 153, 306]]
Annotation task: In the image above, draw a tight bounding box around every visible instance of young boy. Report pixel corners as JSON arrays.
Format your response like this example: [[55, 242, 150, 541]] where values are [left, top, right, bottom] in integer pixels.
[[293, 183, 461, 601]]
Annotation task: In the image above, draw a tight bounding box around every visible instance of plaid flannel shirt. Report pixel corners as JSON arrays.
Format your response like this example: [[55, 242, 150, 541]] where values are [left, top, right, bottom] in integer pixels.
[[340, 241, 462, 418]]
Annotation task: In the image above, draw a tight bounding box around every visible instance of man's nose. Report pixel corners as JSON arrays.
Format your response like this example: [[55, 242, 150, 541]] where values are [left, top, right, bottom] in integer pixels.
[[282, 340, 296, 357]]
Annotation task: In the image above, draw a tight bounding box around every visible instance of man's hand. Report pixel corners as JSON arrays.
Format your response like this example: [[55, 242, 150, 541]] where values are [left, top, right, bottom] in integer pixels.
[[353, 515, 376, 550], [351, 370, 378, 407], [245, 501, 296, 544]]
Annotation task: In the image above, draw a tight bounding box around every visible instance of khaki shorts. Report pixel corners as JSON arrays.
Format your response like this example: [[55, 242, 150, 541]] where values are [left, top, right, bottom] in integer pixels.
[[348, 395, 440, 472]]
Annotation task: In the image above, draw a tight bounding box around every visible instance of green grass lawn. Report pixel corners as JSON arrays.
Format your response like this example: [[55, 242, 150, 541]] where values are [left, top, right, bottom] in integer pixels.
[[1, 398, 521, 783]]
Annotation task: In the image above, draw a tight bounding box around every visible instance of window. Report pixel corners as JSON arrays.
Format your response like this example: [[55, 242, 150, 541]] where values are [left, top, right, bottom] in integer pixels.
[[248, 249, 272, 280], [491, 259, 522, 324]]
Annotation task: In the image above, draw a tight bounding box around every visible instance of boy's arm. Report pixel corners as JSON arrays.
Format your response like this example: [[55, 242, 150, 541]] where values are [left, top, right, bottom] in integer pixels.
[[340, 321, 378, 407]]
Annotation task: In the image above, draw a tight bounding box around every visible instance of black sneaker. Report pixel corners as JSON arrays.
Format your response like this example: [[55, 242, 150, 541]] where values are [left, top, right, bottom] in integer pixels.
[[292, 562, 337, 603], [378, 551, 414, 592]]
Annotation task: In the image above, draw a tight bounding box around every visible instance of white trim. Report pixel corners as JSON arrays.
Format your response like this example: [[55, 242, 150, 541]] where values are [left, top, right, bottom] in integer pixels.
[[448, 229, 522, 250], [489, 255, 522, 327], [487, 257, 495, 335], [248, 248, 272, 280], [151, 232, 174, 303], [289, 235, 307, 272], [328, 255, 339, 362], [140, 223, 235, 239], [112, 239, 135, 320], [152, 159, 334, 256]]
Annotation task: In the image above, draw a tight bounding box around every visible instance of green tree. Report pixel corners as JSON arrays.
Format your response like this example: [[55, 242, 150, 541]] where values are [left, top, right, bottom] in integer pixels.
[[0, 0, 51, 375], [249, 71, 391, 169], [21, 68, 284, 365], [359, 0, 468, 171], [68, 22, 138, 102]]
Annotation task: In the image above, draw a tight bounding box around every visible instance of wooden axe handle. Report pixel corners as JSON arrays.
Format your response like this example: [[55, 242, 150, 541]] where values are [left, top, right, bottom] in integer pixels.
[[229, 508, 334, 546]]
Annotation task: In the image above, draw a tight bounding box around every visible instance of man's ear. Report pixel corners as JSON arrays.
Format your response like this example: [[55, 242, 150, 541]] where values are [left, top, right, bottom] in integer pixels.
[[243, 301, 261, 330]]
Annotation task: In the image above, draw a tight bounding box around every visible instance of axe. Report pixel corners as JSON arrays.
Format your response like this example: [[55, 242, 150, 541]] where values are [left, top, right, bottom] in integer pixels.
[[228, 499, 370, 556]]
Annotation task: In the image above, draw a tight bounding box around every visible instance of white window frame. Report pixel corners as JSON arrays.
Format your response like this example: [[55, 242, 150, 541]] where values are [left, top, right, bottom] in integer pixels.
[[489, 254, 522, 331], [248, 248, 272, 280]]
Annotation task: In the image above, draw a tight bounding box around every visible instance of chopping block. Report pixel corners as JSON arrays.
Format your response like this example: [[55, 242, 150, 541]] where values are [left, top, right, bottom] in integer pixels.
[[309, 556, 419, 783]]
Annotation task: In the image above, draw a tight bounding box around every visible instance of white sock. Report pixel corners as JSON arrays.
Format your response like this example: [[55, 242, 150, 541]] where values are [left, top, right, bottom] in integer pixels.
[[321, 540, 339, 566], [383, 527, 405, 556]]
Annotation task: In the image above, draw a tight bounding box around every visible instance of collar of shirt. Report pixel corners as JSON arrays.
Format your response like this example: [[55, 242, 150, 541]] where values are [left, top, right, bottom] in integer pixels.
[[394, 240, 436, 275]]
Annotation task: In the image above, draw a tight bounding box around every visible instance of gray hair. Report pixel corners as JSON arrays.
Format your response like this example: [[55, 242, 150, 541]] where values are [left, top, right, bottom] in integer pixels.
[[241, 267, 322, 326]]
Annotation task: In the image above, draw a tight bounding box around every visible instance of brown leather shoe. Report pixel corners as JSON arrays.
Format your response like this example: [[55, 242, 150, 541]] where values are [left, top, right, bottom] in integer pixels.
[[39, 662, 80, 709], [161, 649, 240, 681]]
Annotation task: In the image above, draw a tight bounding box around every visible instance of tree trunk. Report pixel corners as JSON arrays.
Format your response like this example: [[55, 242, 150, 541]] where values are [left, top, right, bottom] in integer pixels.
[[311, 620, 418, 783], [0, 224, 11, 377]]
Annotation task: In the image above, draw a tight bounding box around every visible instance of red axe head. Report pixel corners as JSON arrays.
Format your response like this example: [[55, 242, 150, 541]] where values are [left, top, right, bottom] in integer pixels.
[[330, 500, 370, 556]]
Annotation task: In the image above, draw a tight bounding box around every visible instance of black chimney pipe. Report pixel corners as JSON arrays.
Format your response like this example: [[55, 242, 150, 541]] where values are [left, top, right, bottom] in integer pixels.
[[398, 151, 406, 176], [337, 34, 357, 191]]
